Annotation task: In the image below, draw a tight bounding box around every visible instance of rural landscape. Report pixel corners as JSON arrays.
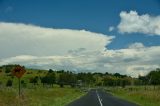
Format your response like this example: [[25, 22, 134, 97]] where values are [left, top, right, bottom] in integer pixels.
[[0, 65, 160, 106], [0, 0, 160, 106]]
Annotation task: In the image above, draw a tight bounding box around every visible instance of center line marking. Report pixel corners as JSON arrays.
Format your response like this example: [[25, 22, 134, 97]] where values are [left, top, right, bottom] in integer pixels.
[[96, 90, 103, 106]]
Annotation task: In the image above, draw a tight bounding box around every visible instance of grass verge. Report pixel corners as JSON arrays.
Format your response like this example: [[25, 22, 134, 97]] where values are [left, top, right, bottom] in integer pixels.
[[0, 86, 85, 106], [106, 86, 160, 106]]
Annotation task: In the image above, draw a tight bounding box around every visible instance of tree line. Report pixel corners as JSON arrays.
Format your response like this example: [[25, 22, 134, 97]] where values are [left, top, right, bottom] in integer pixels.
[[0, 65, 160, 88]]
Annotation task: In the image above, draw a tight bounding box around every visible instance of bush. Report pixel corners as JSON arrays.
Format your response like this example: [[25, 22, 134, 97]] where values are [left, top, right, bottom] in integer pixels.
[[29, 76, 39, 85], [6, 80, 13, 87], [60, 83, 64, 88], [21, 80, 25, 84], [40, 71, 56, 87], [21, 80, 27, 88], [0, 81, 2, 86], [5, 69, 11, 73], [27, 72, 33, 74], [41, 75, 55, 87]]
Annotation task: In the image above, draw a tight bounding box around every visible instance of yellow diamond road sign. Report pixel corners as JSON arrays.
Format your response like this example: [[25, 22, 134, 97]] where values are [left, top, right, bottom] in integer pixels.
[[12, 66, 26, 78]]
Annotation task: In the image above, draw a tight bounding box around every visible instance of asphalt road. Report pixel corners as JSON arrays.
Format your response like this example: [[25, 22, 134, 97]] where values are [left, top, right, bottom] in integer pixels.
[[67, 89, 138, 106]]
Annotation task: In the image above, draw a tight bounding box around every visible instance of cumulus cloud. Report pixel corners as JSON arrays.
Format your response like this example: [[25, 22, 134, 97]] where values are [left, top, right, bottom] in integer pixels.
[[128, 42, 145, 49], [102, 45, 160, 76], [1, 43, 160, 77], [0, 22, 114, 58], [0, 22, 115, 71], [0, 22, 160, 77], [118, 10, 160, 35]]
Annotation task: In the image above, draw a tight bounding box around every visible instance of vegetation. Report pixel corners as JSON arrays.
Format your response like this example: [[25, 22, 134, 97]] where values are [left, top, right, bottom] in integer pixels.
[[107, 86, 160, 106], [105, 68, 160, 106], [0, 65, 84, 106], [6, 79, 13, 87], [0, 64, 160, 106], [2, 65, 160, 88], [0, 86, 84, 106]]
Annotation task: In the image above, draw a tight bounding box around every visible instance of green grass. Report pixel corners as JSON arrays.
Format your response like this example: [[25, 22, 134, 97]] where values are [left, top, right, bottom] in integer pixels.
[[0, 86, 84, 106], [106, 86, 160, 106], [0, 69, 85, 106]]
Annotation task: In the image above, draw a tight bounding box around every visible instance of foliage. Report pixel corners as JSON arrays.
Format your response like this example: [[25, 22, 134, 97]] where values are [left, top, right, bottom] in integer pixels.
[[108, 86, 160, 106], [138, 68, 160, 88], [29, 76, 39, 85], [40, 69, 56, 87], [0, 64, 160, 106], [0, 87, 84, 106], [6, 79, 13, 87], [57, 71, 77, 87]]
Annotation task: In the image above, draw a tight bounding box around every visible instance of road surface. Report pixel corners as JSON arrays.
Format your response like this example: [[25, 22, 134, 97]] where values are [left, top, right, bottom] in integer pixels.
[[67, 89, 138, 106]]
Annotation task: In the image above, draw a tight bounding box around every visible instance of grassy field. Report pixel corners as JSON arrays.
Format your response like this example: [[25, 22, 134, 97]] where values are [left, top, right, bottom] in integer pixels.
[[0, 86, 84, 106], [106, 86, 160, 106], [0, 69, 85, 106]]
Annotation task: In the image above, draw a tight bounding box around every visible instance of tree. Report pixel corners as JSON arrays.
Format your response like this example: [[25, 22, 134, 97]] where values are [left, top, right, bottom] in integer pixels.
[[68, 72, 77, 87], [3, 65, 16, 73], [58, 72, 67, 87], [46, 70, 56, 87], [41, 76, 48, 86], [114, 73, 121, 78], [40, 70, 56, 87], [48, 69, 53, 73], [29, 76, 39, 85], [57, 71, 76, 87], [147, 68, 160, 89], [5, 67, 11, 73], [77, 72, 95, 87], [93, 73, 104, 86], [103, 75, 115, 86]]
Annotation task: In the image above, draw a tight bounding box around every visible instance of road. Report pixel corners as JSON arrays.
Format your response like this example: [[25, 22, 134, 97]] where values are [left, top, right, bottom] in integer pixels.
[[67, 89, 138, 106]]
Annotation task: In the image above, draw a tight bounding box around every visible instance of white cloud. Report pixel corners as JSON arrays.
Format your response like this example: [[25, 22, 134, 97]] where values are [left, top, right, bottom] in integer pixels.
[[0, 22, 160, 77], [118, 10, 160, 35], [109, 26, 114, 32], [0, 22, 115, 72], [0, 22, 114, 58], [1, 43, 160, 77], [128, 42, 145, 49]]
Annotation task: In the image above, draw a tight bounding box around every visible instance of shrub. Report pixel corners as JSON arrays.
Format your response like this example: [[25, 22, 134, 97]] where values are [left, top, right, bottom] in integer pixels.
[[29, 76, 39, 85], [21, 80, 27, 88], [6, 79, 13, 87], [5, 69, 11, 73], [0, 81, 2, 86]]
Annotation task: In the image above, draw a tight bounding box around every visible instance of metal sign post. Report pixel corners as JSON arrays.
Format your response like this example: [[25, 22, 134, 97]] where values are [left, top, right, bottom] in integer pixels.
[[12, 65, 26, 97], [19, 78, 21, 96]]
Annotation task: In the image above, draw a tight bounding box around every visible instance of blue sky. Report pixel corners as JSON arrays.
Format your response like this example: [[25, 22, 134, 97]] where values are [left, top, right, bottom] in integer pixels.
[[0, 0, 160, 49], [0, 0, 160, 76]]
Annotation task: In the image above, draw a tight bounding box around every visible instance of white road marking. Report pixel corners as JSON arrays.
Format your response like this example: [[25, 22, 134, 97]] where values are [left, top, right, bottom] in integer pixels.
[[96, 90, 103, 106]]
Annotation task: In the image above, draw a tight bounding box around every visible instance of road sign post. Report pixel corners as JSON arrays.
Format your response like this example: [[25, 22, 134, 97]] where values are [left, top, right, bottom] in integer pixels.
[[19, 78, 20, 96], [12, 65, 26, 97]]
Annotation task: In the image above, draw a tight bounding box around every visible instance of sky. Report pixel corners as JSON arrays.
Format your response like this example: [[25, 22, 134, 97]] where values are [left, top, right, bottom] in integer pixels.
[[0, 0, 160, 77]]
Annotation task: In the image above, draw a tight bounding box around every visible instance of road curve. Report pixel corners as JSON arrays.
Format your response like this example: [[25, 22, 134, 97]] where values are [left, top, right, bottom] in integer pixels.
[[67, 89, 138, 106]]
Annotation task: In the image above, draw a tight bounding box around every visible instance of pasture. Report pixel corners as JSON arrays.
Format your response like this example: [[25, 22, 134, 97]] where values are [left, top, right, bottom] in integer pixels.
[[107, 86, 160, 106], [0, 68, 84, 106]]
